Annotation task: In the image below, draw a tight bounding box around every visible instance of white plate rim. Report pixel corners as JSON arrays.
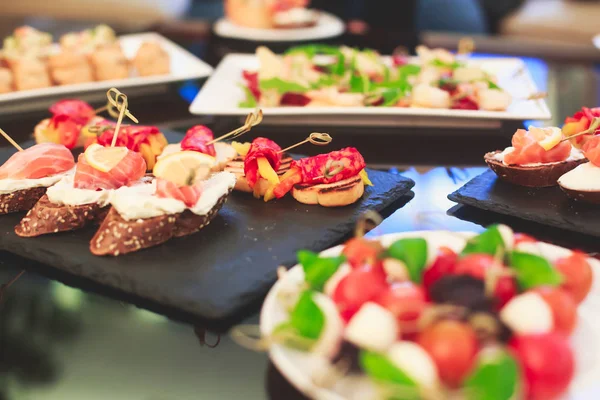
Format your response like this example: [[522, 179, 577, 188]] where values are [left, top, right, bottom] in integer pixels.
[[260, 230, 600, 400], [189, 54, 551, 121], [213, 11, 345, 42]]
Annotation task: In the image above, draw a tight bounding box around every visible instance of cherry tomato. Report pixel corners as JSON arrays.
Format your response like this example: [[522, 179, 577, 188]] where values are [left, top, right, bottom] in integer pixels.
[[423, 246, 457, 291], [342, 237, 382, 269], [454, 254, 495, 280], [417, 320, 478, 388], [554, 251, 593, 304], [494, 275, 518, 309], [509, 333, 574, 400], [534, 287, 578, 335], [514, 233, 537, 245], [375, 282, 429, 335], [332, 265, 388, 322]]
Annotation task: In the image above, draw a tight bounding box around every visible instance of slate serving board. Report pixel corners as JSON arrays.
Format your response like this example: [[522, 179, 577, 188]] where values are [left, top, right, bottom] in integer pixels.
[[0, 139, 414, 320], [448, 169, 600, 237]]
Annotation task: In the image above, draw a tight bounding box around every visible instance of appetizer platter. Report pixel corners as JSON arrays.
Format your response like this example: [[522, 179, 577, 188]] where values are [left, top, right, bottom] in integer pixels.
[[214, 0, 344, 42], [0, 91, 414, 320], [259, 225, 599, 400], [190, 44, 550, 126], [0, 26, 213, 105], [450, 107, 600, 236]]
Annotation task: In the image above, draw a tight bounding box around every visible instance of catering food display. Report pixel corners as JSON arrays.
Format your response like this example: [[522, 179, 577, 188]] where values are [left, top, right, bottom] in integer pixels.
[[0, 25, 171, 92], [239, 45, 514, 111], [224, 0, 319, 30], [261, 225, 594, 400], [485, 126, 585, 187]]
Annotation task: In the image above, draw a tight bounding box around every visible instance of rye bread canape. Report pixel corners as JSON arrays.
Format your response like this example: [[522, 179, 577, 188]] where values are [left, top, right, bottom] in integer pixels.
[[0, 143, 75, 215], [91, 171, 236, 256], [485, 127, 585, 188], [266, 147, 372, 207]]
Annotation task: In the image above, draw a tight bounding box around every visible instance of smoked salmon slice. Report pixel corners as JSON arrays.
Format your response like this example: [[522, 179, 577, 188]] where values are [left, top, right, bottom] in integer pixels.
[[0, 143, 75, 180], [74, 150, 146, 190], [504, 128, 571, 165], [155, 178, 203, 207], [583, 136, 600, 167]]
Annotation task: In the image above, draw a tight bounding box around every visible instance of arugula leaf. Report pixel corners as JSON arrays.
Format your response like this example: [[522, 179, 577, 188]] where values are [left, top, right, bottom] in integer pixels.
[[298, 250, 345, 291], [464, 349, 520, 400], [360, 351, 417, 386], [259, 78, 310, 94], [462, 225, 507, 256], [290, 290, 325, 340], [238, 85, 257, 108], [386, 238, 428, 283], [430, 59, 464, 70], [378, 89, 405, 107], [509, 251, 563, 290]]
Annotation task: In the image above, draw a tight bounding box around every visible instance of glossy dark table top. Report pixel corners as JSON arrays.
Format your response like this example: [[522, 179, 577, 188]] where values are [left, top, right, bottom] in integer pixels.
[[2, 25, 600, 400]]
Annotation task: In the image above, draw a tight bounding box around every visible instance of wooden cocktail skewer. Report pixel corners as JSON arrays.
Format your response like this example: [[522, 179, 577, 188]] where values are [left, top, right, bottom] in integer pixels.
[[560, 117, 600, 143], [0, 128, 23, 151], [207, 109, 263, 145], [109, 89, 134, 147], [95, 87, 139, 122], [278, 132, 332, 154]]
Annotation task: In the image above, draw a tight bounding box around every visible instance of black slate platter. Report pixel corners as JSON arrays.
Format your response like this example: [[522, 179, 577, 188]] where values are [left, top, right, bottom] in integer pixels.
[[0, 140, 414, 320], [448, 169, 600, 237]]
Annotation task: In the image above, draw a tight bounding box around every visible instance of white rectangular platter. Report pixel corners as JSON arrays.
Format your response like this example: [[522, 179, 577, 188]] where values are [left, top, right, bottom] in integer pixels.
[[189, 54, 551, 128], [0, 32, 213, 105]]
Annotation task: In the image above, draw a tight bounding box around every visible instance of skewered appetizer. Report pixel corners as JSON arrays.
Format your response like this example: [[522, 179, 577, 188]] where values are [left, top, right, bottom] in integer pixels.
[[59, 25, 118, 54], [90, 46, 129, 81], [267, 147, 372, 206], [91, 152, 236, 256], [559, 136, 600, 203], [159, 125, 238, 171], [485, 126, 585, 187], [224, 137, 293, 197], [132, 42, 170, 77], [264, 225, 594, 400], [239, 45, 512, 111], [561, 106, 600, 149], [225, 0, 318, 30], [0, 143, 75, 215], [48, 51, 94, 85], [15, 144, 147, 237], [2, 26, 53, 62]]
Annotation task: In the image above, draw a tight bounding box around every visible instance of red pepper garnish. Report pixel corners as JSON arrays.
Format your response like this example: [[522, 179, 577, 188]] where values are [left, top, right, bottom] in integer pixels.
[[180, 125, 217, 157]]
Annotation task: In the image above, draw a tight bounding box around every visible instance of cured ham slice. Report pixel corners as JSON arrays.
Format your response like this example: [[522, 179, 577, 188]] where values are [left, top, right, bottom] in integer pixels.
[[155, 178, 203, 207], [180, 125, 216, 156], [74, 151, 146, 190], [0, 143, 75, 180], [244, 137, 282, 188], [504, 128, 571, 165]]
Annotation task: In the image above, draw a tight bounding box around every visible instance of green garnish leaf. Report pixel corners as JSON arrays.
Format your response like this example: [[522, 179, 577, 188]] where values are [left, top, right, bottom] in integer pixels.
[[238, 85, 258, 108], [298, 250, 345, 292], [290, 290, 325, 340], [386, 238, 428, 283], [487, 80, 501, 90], [272, 321, 316, 352], [509, 251, 563, 290], [286, 45, 346, 75], [259, 78, 310, 94], [349, 72, 371, 93], [464, 349, 520, 400], [397, 64, 421, 77], [430, 59, 464, 69], [360, 350, 418, 388], [462, 225, 507, 256], [378, 89, 405, 107]]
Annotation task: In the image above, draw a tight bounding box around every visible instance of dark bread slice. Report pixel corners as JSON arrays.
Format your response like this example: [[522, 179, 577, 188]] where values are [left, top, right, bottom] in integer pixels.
[[91, 190, 231, 256], [0, 187, 46, 215], [484, 151, 586, 188], [15, 194, 109, 237]]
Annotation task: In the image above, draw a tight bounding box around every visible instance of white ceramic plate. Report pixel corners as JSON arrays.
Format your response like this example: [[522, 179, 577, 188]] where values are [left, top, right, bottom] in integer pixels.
[[0, 32, 213, 105], [190, 55, 550, 127], [260, 231, 600, 400], [213, 12, 345, 42]]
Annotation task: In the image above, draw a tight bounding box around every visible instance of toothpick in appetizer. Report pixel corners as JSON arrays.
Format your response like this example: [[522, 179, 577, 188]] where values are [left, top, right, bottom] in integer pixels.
[[0, 129, 74, 215]]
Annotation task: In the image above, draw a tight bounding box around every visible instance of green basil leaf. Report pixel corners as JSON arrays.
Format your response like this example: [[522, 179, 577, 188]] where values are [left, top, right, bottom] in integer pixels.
[[360, 350, 417, 386], [298, 250, 345, 291], [378, 89, 405, 107], [397, 64, 421, 77], [509, 251, 563, 290], [272, 321, 316, 352], [290, 290, 325, 340], [259, 78, 310, 94], [464, 349, 520, 400], [238, 85, 258, 108], [386, 238, 428, 283], [462, 225, 506, 256], [430, 59, 464, 69]]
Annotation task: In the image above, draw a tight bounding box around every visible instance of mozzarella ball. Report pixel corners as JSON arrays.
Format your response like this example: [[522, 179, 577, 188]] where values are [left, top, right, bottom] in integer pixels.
[[345, 302, 399, 352], [500, 292, 553, 335]]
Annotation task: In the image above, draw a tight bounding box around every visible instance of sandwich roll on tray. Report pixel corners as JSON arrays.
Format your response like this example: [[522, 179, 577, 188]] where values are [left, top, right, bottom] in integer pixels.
[[484, 126, 585, 187], [91, 151, 236, 256]]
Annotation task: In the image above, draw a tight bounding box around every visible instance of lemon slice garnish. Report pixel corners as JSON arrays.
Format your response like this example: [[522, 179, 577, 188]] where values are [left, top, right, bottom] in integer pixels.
[[84, 143, 128, 173], [152, 150, 216, 186]]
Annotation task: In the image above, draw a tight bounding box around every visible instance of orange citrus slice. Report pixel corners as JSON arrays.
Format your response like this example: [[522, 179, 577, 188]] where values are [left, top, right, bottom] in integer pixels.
[[84, 143, 129, 172], [232, 141, 251, 157], [152, 151, 216, 186]]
